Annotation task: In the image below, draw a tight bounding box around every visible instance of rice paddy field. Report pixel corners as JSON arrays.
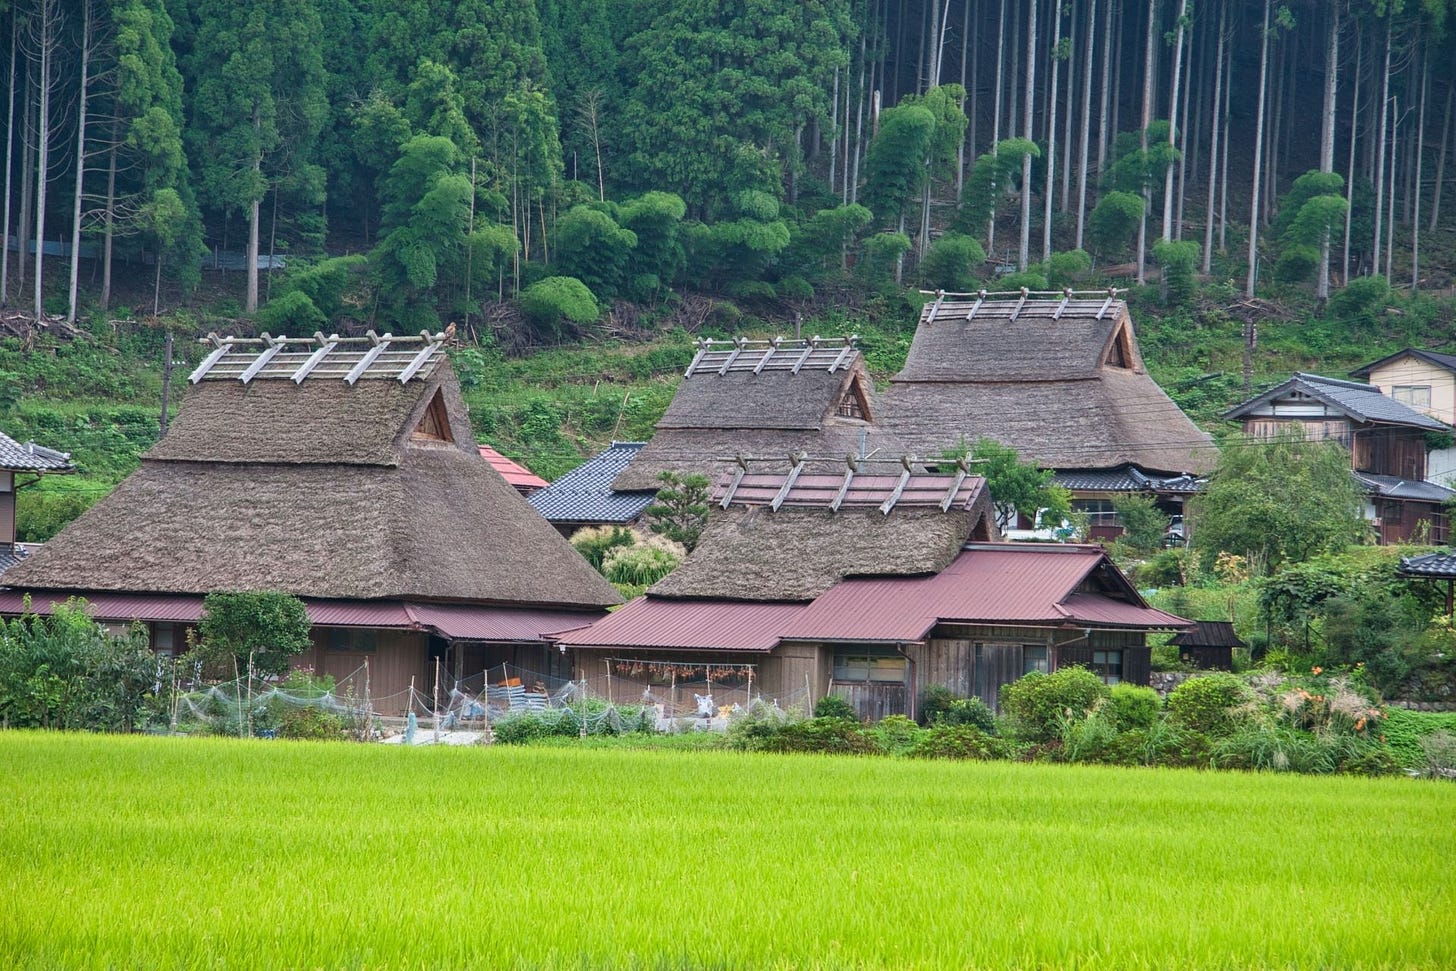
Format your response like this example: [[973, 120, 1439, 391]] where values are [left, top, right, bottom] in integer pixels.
[[2, 733, 1452, 970]]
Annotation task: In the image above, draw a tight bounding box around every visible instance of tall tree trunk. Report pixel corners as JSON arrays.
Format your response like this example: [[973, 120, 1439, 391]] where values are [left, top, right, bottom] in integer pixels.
[[1043, 0, 1061, 261], [1161, 0, 1188, 243], [1317, 3, 1340, 300], [1246, 0, 1272, 298], [1372, 17, 1392, 277], [1202, 2, 1226, 275], [1431, 80, 1452, 233], [1, 9, 16, 307], [1175, 7, 1196, 239], [959, 0, 974, 199], [18, 50, 32, 294], [67, 0, 94, 324], [851, 29, 867, 205], [1137, 0, 1158, 283], [32, 0, 60, 321], [1095, 0, 1111, 183], [246, 109, 262, 314], [1060, 0, 1076, 214], [989, 0, 1007, 254], [1076, 0, 1097, 250], [1413, 50, 1427, 292], [1386, 95, 1398, 280], [1218, 30, 1231, 254], [102, 122, 116, 310], [1344, 28, 1362, 283], [1019, 0, 1038, 271]]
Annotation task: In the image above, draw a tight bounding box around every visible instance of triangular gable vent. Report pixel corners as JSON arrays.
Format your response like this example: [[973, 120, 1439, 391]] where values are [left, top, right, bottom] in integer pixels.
[[412, 389, 454, 442], [1104, 322, 1136, 370], [837, 376, 872, 421]]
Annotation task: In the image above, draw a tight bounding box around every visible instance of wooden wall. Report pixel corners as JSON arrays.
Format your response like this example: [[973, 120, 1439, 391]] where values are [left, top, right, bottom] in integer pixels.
[[1354, 426, 1427, 479], [298, 627, 428, 716]]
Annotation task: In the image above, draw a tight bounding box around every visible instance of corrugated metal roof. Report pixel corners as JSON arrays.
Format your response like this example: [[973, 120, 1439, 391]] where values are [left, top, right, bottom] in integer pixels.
[[0, 432, 73, 472], [1226, 373, 1452, 431], [558, 597, 804, 652], [781, 544, 1186, 642], [1169, 620, 1247, 647], [719, 472, 986, 512], [478, 445, 548, 492], [0, 590, 602, 643], [527, 442, 656, 524], [1355, 472, 1456, 502]]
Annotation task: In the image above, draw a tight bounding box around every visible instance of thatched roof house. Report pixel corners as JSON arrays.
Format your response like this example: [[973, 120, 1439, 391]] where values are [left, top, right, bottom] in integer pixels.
[[561, 465, 1186, 719], [877, 291, 1215, 536], [612, 337, 909, 492], [2, 331, 618, 712]]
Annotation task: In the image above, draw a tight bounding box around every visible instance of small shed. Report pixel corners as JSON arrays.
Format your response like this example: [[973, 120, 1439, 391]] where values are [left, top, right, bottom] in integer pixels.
[[0, 430, 75, 575], [1167, 620, 1246, 670], [1398, 550, 1456, 617], [527, 441, 656, 537]]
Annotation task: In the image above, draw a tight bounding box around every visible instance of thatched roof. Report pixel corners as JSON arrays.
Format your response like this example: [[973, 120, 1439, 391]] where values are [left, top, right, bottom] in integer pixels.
[[613, 338, 911, 491], [881, 295, 1216, 475], [647, 471, 996, 602], [7, 337, 619, 609]]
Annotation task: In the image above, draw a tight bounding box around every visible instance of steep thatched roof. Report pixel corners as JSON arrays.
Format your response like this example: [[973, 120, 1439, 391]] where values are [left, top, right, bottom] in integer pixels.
[[7, 335, 619, 609], [613, 338, 911, 491], [647, 471, 996, 602], [881, 295, 1215, 475]]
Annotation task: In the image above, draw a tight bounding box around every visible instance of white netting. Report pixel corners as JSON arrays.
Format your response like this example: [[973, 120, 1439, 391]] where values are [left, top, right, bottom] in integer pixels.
[[156, 658, 813, 742]]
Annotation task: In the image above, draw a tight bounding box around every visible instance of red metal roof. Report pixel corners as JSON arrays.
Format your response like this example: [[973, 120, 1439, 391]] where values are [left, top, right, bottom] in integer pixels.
[[558, 597, 804, 652], [782, 544, 1187, 642], [0, 590, 601, 642], [478, 445, 548, 492]]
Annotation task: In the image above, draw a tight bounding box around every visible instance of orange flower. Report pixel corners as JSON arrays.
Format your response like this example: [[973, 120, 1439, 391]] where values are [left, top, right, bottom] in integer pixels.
[[1311, 666, 1323, 675], [1355, 718, 1366, 731]]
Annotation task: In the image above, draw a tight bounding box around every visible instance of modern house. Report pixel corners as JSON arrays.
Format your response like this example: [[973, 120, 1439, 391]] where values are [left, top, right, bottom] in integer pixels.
[[1223, 372, 1455, 544], [527, 441, 656, 538], [877, 290, 1216, 538], [0, 331, 620, 712], [610, 336, 911, 493], [1350, 348, 1456, 487], [0, 431, 75, 574], [558, 467, 1188, 720], [478, 444, 547, 495]]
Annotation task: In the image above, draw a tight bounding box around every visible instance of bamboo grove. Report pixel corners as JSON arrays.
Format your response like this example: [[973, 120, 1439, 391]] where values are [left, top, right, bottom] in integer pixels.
[[2, 0, 1454, 333]]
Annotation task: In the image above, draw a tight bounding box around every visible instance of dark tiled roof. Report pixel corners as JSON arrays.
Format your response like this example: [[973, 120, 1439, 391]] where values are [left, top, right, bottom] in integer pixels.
[[1399, 551, 1456, 577], [527, 442, 655, 525], [1225, 373, 1451, 431], [0, 432, 73, 473], [1351, 348, 1456, 378], [1354, 472, 1456, 503], [0, 543, 33, 577], [1169, 620, 1246, 648], [1052, 466, 1203, 493]]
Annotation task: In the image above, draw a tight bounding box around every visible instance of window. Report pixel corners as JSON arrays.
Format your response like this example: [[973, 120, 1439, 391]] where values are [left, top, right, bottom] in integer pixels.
[[1392, 385, 1432, 410], [1023, 646, 1049, 675], [153, 622, 177, 656], [1072, 499, 1118, 527], [832, 653, 907, 683], [1092, 650, 1123, 685], [411, 390, 454, 442], [327, 628, 377, 653]]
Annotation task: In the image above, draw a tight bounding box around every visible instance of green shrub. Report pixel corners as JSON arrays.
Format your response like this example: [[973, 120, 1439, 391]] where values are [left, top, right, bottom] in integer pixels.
[[919, 233, 986, 292], [905, 724, 1008, 760], [602, 538, 683, 587], [1103, 722, 1213, 769], [873, 714, 921, 754], [257, 290, 326, 332], [1000, 667, 1111, 743], [1417, 730, 1456, 780], [1210, 726, 1339, 774], [814, 694, 859, 720], [569, 526, 636, 571], [1166, 673, 1252, 737], [731, 716, 882, 755], [519, 276, 600, 336], [278, 705, 346, 741], [1112, 493, 1169, 554], [1055, 704, 1121, 763], [1152, 239, 1200, 307], [937, 697, 999, 734], [493, 713, 559, 745], [1109, 684, 1162, 731]]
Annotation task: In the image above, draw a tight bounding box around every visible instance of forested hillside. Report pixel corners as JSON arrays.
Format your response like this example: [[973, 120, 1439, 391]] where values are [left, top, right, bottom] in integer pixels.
[[2, 0, 1456, 537]]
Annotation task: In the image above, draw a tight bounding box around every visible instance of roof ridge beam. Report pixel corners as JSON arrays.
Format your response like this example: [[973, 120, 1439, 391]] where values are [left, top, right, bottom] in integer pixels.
[[344, 330, 393, 385], [770, 453, 808, 511], [753, 337, 782, 375], [237, 333, 286, 384], [879, 456, 915, 515], [718, 337, 747, 376], [189, 333, 234, 384], [940, 456, 970, 511], [397, 330, 443, 383]]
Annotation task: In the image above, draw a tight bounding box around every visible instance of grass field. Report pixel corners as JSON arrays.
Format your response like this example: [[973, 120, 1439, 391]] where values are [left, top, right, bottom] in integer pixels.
[[1, 733, 1452, 970]]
